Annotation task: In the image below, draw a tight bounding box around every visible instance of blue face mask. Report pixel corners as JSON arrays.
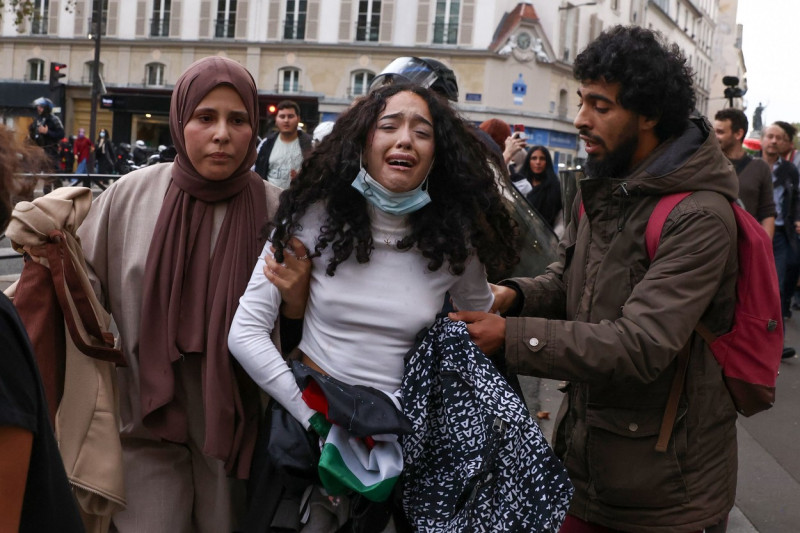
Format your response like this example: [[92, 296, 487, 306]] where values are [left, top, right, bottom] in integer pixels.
[[351, 165, 432, 215]]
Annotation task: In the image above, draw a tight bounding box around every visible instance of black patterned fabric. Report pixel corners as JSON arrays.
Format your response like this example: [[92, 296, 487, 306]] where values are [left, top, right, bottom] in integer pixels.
[[401, 317, 573, 532]]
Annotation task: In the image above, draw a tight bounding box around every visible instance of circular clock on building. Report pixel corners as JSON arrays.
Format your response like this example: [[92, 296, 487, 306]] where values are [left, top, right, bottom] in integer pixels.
[[517, 31, 532, 50]]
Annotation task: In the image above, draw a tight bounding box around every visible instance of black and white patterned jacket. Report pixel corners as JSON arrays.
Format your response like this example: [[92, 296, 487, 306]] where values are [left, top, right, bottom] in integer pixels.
[[401, 317, 573, 532]]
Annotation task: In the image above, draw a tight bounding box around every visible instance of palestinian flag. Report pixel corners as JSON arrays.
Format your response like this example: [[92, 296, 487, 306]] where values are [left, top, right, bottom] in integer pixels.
[[302, 378, 405, 502]]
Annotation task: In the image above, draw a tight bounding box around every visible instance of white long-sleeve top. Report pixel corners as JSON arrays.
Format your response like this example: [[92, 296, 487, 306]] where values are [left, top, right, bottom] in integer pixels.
[[228, 202, 494, 427]]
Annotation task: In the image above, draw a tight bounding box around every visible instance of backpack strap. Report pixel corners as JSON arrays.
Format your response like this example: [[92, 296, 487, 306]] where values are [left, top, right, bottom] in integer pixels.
[[645, 192, 697, 453], [645, 192, 692, 260], [655, 342, 691, 453]]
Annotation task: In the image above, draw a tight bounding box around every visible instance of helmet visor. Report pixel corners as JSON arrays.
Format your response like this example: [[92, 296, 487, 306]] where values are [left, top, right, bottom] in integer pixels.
[[369, 57, 441, 93]]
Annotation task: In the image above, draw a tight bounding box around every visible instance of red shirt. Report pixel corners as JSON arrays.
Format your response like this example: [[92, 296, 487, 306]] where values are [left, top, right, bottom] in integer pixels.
[[73, 136, 94, 163]]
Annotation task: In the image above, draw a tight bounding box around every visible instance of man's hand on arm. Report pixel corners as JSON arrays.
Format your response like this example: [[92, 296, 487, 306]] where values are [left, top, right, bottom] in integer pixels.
[[448, 310, 506, 356]]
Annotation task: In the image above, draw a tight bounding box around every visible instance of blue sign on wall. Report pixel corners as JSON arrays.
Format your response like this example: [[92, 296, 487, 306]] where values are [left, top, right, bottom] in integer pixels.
[[512, 74, 527, 105], [465, 93, 482, 102]]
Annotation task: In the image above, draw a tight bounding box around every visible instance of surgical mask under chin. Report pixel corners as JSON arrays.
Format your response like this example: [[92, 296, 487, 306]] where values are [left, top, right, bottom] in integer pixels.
[[351, 166, 432, 215]]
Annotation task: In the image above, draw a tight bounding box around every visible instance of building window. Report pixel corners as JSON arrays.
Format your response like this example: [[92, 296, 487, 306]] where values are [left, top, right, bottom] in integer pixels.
[[284, 0, 306, 40], [28, 59, 45, 82], [145, 62, 165, 86], [558, 89, 568, 118], [84, 61, 105, 86], [151, 0, 171, 37], [215, 0, 237, 39], [30, 0, 49, 35], [356, 0, 380, 42], [560, 6, 577, 62], [350, 70, 375, 97], [280, 68, 300, 93], [90, 0, 109, 36], [651, 0, 669, 14], [433, 0, 459, 44]]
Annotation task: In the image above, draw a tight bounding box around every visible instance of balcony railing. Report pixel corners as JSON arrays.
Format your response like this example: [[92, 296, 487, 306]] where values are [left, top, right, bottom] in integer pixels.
[[432, 21, 457, 44], [355, 23, 379, 42], [214, 18, 235, 38], [150, 17, 170, 37], [31, 16, 48, 35], [283, 18, 306, 40]]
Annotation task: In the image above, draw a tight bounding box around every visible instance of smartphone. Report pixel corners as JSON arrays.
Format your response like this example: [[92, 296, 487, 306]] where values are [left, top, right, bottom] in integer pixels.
[[513, 124, 527, 140]]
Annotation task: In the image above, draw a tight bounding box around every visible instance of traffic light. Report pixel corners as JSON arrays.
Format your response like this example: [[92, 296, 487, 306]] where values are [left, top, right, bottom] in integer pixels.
[[49, 62, 67, 90]]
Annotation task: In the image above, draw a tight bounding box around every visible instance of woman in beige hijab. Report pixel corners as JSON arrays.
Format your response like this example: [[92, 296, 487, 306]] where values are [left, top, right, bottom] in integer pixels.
[[79, 56, 309, 532]]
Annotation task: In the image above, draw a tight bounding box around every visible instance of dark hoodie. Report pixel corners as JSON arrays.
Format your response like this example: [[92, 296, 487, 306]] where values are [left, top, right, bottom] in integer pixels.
[[502, 117, 740, 532]]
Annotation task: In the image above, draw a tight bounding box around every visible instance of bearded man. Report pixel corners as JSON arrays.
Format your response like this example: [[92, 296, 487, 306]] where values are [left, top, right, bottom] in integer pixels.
[[452, 26, 739, 533]]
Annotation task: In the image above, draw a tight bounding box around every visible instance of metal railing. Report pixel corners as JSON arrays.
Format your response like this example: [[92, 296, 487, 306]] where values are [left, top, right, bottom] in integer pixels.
[[214, 18, 235, 38], [150, 17, 170, 37]]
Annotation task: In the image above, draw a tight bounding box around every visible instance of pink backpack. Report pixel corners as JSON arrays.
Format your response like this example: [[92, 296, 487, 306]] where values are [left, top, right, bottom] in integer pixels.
[[580, 193, 783, 449]]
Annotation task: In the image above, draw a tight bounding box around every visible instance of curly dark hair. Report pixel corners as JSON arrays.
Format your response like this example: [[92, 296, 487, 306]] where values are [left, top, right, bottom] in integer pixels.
[[574, 25, 695, 142], [271, 83, 519, 277]]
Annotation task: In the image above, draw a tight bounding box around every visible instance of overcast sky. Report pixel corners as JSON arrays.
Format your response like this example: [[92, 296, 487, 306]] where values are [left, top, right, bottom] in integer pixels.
[[736, 0, 799, 125]]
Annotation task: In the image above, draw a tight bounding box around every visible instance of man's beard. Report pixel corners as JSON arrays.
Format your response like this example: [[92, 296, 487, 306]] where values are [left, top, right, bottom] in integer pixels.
[[584, 130, 639, 179]]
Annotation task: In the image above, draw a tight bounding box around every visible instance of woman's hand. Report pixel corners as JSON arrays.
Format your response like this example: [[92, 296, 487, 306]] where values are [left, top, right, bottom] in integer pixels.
[[503, 135, 526, 165], [489, 283, 518, 315], [448, 311, 506, 356], [265, 237, 311, 319]]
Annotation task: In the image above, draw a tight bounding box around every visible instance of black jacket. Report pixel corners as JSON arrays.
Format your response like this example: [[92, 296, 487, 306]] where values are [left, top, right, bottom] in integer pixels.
[[28, 113, 65, 158], [254, 130, 312, 180], [771, 159, 800, 249]]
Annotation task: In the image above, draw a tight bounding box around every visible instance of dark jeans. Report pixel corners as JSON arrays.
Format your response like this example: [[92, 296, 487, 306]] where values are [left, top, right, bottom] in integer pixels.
[[773, 228, 800, 319]]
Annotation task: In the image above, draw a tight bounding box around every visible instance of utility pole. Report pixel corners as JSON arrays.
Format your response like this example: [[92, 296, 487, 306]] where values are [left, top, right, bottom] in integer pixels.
[[87, 0, 103, 185]]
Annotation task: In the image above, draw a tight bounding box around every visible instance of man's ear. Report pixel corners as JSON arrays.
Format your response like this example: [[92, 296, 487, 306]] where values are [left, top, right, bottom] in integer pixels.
[[735, 128, 745, 143], [639, 115, 659, 132]]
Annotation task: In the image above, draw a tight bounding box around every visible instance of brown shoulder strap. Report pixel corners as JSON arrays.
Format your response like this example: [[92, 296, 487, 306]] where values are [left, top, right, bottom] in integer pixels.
[[44, 234, 126, 365], [655, 340, 691, 453]]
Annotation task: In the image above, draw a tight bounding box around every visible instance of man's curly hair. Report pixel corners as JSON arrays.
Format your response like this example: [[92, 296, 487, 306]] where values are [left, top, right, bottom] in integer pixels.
[[271, 83, 519, 277], [574, 25, 696, 141]]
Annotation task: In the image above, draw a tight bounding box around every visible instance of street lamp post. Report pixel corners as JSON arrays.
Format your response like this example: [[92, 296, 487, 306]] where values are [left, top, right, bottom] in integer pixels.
[[87, 0, 103, 186]]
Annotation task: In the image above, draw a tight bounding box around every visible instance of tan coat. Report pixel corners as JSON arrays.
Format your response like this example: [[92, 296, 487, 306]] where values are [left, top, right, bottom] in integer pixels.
[[77, 163, 282, 442], [5, 187, 126, 533], [503, 118, 740, 531]]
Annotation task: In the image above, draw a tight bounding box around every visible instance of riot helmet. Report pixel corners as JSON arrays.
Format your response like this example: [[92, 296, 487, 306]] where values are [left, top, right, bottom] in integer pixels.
[[369, 57, 459, 102], [32, 97, 54, 113]]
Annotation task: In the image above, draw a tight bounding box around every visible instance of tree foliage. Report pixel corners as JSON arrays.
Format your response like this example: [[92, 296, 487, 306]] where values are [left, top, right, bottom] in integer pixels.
[[0, 0, 76, 28]]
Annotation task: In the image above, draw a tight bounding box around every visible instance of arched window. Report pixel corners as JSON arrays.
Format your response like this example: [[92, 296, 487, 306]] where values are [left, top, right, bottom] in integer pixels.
[[279, 68, 300, 93], [350, 70, 375, 97], [28, 59, 46, 82], [145, 62, 165, 86]]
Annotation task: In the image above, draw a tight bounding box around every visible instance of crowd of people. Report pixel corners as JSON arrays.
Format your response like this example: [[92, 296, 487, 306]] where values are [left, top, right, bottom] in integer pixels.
[[3, 23, 794, 533]]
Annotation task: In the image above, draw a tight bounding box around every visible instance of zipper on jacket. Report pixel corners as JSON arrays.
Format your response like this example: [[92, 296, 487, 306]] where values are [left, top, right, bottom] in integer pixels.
[[69, 479, 126, 507], [616, 182, 631, 231]]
